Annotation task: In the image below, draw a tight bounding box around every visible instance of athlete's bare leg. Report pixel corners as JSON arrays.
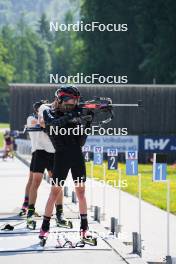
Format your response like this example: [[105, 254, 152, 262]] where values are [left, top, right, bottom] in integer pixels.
[[44, 185, 62, 217], [75, 183, 87, 214], [28, 172, 43, 205]]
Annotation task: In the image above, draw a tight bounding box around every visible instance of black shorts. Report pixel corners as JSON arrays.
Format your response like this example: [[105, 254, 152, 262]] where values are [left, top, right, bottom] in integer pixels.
[[30, 151, 36, 172], [52, 146, 86, 186], [32, 150, 54, 173]]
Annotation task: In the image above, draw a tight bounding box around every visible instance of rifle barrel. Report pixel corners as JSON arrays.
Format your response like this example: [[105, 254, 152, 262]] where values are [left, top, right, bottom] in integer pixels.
[[111, 103, 139, 107]]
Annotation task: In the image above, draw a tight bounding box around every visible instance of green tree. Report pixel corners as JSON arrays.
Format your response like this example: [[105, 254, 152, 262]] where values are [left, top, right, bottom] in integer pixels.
[[37, 13, 53, 42], [35, 40, 51, 83], [81, 0, 143, 83], [135, 0, 176, 83], [14, 15, 37, 82], [51, 10, 84, 78], [0, 37, 14, 121]]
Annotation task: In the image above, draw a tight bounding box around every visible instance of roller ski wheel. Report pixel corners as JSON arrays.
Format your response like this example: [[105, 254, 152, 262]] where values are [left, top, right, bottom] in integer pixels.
[[27, 217, 36, 230], [80, 229, 97, 246], [19, 206, 28, 217], [56, 218, 73, 229], [39, 229, 49, 247]]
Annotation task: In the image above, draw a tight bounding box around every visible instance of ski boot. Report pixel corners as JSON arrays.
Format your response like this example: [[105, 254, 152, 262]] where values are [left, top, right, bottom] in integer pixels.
[[80, 229, 97, 246], [39, 228, 49, 247], [56, 215, 73, 229], [19, 206, 28, 217], [26, 215, 36, 230]]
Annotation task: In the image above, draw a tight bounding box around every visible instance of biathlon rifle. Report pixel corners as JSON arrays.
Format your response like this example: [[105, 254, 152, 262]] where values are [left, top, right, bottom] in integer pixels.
[[24, 97, 143, 132], [78, 97, 143, 126]]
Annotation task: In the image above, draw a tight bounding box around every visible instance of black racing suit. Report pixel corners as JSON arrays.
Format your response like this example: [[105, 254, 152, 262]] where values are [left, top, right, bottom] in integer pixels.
[[43, 106, 92, 186]]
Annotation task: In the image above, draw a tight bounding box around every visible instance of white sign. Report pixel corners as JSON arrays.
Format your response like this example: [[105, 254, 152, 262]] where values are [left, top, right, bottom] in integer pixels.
[[86, 136, 138, 152]]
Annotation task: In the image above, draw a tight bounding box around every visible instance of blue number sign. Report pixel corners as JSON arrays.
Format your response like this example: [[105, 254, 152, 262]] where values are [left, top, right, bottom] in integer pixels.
[[153, 153, 167, 181], [93, 146, 103, 165], [126, 151, 138, 176], [82, 145, 91, 162], [107, 148, 118, 170]]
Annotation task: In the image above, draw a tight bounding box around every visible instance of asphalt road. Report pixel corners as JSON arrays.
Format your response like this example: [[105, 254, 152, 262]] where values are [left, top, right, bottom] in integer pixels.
[[0, 158, 126, 264]]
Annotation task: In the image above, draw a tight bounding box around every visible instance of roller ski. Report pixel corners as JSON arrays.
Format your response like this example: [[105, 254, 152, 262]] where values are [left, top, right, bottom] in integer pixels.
[[19, 206, 28, 217], [55, 216, 73, 229], [56, 233, 85, 248], [80, 229, 97, 246], [26, 215, 36, 230], [39, 228, 49, 247]]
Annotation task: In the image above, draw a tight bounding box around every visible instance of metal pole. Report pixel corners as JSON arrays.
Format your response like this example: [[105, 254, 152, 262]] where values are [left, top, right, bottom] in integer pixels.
[[90, 161, 94, 211], [118, 168, 122, 227], [138, 173, 142, 257], [113, 178, 116, 218], [72, 191, 77, 204], [167, 179, 170, 257], [94, 206, 101, 223], [64, 186, 69, 197], [111, 217, 118, 237], [102, 163, 106, 220]]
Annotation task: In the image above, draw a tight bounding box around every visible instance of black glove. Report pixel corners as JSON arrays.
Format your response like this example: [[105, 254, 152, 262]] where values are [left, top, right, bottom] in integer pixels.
[[44, 108, 82, 128], [66, 109, 82, 119], [52, 110, 82, 127]]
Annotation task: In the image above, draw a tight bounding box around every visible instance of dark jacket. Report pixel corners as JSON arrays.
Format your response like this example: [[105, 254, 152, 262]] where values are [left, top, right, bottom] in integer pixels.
[[43, 107, 92, 151]]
